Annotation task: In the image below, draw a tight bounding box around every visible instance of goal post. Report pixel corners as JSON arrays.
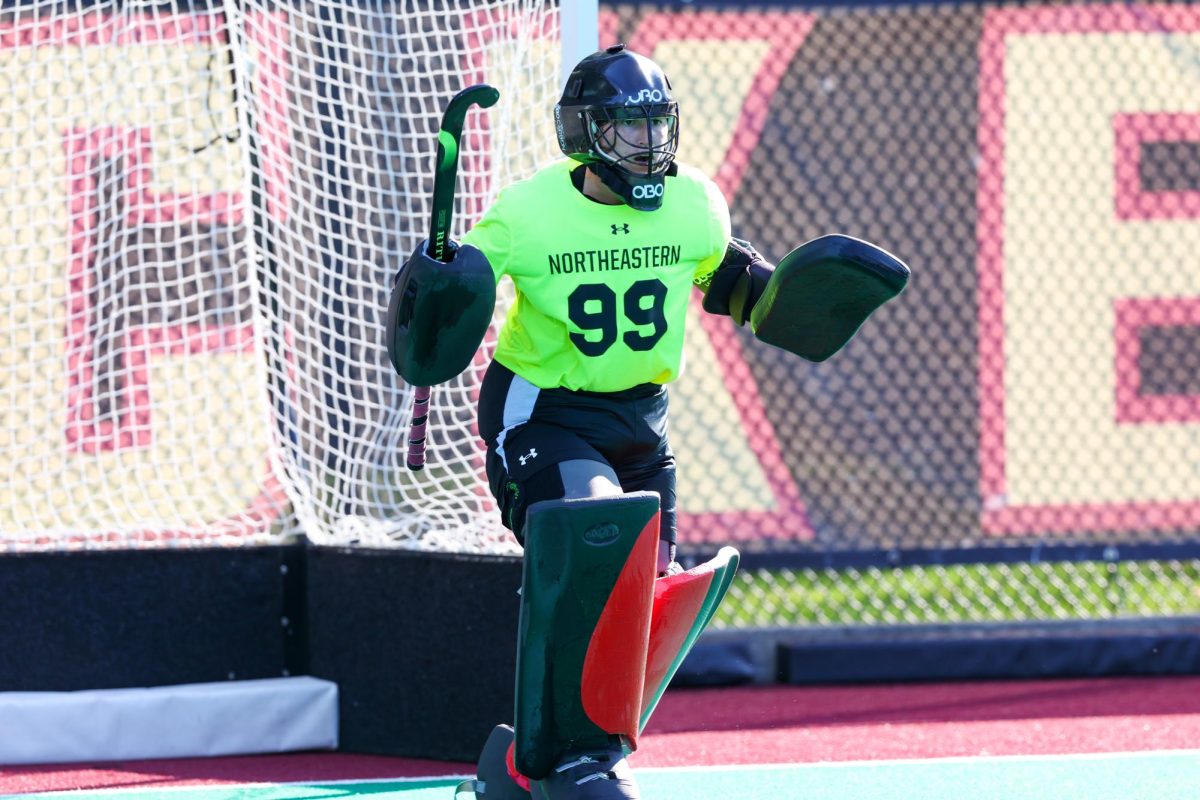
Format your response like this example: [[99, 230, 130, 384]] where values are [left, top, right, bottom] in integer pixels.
[[560, 0, 599, 89]]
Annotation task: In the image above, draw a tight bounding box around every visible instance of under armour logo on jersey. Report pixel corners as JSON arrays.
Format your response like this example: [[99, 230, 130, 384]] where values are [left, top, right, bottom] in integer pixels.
[[518, 448, 538, 466], [611, 224, 630, 235]]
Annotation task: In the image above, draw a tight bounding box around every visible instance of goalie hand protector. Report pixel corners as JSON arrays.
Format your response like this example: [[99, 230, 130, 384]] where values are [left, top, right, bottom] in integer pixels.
[[701, 237, 774, 326], [750, 234, 909, 362], [385, 239, 495, 386]]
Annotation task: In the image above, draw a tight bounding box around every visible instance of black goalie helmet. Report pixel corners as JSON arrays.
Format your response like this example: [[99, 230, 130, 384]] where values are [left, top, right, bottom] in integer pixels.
[[555, 44, 680, 211]]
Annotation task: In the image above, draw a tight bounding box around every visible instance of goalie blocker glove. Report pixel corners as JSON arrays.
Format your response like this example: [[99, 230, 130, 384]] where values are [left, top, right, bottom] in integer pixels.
[[700, 237, 773, 326], [703, 234, 909, 362], [385, 238, 496, 386]]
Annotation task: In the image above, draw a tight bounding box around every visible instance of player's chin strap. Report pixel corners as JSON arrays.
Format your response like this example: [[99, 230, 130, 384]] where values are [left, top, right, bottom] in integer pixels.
[[591, 161, 678, 211]]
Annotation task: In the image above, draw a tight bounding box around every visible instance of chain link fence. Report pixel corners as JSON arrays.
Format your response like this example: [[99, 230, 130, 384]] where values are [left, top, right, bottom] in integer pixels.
[[599, 2, 1200, 629]]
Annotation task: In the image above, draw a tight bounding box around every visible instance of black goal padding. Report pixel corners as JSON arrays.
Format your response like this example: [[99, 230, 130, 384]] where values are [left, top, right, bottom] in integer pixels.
[[305, 546, 524, 762], [777, 623, 1200, 684], [671, 640, 758, 687], [0, 546, 304, 691]]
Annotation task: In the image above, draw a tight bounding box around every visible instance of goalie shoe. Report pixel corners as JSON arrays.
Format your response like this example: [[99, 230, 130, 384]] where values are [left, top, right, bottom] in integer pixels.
[[530, 739, 639, 800], [452, 725, 636, 800], [454, 724, 532, 799]]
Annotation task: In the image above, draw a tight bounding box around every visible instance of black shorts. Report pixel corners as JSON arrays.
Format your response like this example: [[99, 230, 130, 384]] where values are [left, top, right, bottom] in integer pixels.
[[477, 360, 677, 543]]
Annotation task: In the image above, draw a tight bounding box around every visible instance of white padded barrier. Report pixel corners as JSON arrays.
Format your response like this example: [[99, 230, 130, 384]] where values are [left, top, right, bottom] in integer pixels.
[[0, 676, 337, 765]]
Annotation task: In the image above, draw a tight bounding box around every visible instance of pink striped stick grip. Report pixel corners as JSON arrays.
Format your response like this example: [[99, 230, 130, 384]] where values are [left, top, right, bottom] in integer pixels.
[[406, 385, 431, 471]]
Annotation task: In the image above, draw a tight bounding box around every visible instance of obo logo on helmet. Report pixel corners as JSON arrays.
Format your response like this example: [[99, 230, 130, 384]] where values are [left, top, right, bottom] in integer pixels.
[[624, 88, 666, 105], [553, 105, 565, 147]]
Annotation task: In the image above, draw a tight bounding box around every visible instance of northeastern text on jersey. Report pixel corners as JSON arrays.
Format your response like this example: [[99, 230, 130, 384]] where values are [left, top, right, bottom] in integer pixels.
[[548, 245, 682, 275]]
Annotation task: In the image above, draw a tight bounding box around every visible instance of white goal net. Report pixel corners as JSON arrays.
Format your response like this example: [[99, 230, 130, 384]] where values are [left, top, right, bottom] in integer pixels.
[[0, 0, 564, 552]]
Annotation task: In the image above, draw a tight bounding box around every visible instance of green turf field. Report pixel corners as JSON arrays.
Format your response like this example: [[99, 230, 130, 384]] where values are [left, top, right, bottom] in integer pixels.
[[25, 750, 1200, 800], [716, 560, 1200, 626]]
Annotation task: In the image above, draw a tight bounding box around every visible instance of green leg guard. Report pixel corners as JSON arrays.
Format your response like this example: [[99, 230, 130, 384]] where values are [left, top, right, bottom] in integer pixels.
[[514, 493, 660, 781]]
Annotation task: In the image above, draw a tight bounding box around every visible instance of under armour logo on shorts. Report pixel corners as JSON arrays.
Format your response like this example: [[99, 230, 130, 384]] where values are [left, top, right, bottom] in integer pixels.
[[518, 448, 538, 466], [611, 224, 630, 235]]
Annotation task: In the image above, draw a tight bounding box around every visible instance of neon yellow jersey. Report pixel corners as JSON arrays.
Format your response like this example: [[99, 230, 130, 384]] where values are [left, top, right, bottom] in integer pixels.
[[462, 159, 730, 392]]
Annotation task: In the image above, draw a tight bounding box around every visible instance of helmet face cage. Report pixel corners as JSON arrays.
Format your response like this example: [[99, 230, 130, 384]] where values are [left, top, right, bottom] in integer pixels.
[[586, 103, 680, 177]]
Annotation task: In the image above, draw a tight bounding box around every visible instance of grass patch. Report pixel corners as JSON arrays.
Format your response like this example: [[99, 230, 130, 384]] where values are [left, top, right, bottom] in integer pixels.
[[714, 560, 1200, 627]]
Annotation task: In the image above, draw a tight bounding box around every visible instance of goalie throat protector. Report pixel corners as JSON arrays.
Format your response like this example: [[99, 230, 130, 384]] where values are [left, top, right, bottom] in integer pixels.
[[556, 44, 679, 211]]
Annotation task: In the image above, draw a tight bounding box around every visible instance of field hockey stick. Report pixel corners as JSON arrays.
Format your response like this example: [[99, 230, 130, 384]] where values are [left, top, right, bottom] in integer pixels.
[[407, 83, 500, 471]]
